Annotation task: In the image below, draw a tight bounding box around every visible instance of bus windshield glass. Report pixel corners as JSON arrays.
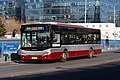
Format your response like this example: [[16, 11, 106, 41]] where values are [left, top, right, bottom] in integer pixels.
[[21, 25, 51, 48]]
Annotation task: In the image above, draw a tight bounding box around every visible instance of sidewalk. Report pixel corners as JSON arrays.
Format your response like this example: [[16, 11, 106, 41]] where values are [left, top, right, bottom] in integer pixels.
[[0, 57, 12, 63], [102, 47, 120, 53]]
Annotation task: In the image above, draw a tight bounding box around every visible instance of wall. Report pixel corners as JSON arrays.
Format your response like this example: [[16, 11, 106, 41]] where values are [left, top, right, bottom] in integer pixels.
[[0, 38, 20, 55]]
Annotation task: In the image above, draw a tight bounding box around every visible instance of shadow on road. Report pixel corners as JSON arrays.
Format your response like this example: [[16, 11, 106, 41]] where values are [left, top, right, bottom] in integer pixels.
[[0, 61, 120, 80], [114, 51, 120, 53], [12, 56, 90, 64]]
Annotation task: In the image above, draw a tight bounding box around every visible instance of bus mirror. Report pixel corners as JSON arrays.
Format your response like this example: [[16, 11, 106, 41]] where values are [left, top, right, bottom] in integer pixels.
[[53, 38, 57, 42]]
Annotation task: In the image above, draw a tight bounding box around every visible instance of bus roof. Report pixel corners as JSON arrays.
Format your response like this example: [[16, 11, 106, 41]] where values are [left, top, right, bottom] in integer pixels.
[[53, 23, 85, 28], [21, 22, 100, 31]]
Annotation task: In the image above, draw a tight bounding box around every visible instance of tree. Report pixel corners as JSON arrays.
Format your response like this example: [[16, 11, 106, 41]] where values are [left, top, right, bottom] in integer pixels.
[[0, 18, 7, 37], [0, 16, 21, 34], [4, 18, 20, 34]]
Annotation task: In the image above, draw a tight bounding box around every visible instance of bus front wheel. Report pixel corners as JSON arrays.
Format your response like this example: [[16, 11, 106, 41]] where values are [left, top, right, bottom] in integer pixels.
[[60, 52, 67, 62]]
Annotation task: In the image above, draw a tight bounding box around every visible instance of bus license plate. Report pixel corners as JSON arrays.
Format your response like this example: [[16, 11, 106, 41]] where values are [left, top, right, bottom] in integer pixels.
[[31, 57, 37, 59]]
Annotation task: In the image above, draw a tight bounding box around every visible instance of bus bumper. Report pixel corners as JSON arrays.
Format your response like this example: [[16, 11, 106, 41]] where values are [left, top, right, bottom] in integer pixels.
[[20, 55, 53, 61]]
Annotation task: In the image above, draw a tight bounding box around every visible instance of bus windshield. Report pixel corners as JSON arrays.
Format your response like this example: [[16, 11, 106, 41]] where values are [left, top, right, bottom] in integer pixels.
[[21, 25, 51, 48]]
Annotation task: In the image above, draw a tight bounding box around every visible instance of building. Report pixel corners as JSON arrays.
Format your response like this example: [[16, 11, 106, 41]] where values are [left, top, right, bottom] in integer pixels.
[[24, 0, 96, 23], [108, 10, 120, 27], [0, 0, 8, 17], [23, 0, 120, 26], [0, 0, 119, 26], [0, 0, 21, 20]]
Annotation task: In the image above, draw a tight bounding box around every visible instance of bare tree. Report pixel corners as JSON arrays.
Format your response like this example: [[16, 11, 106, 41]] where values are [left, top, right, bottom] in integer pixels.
[[0, 17, 21, 34], [5, 19, 20, 33], [0, 17, 7, 37]]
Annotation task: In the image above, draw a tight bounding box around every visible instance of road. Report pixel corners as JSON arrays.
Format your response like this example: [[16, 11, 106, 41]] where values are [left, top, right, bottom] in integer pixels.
[[0, 50, 120, 80]]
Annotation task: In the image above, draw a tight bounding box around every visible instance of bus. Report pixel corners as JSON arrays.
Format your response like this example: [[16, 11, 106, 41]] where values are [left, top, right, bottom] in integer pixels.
[[17, 22, 101, 62]]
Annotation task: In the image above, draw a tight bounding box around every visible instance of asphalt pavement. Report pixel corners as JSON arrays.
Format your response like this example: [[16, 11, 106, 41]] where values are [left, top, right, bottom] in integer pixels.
[[0, 49, 120, 79], [0, 61, 120, 80]]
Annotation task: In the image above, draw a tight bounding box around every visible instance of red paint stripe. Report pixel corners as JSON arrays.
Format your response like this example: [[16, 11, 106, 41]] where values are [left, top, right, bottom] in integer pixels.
[[20, 49, 101, 60]]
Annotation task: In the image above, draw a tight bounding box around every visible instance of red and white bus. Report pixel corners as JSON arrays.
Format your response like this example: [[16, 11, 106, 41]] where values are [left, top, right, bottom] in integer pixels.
[[18, 22, 101, 61]]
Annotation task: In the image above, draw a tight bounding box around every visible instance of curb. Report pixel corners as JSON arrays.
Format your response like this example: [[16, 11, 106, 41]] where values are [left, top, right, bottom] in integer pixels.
[[0, 58, 13, 64], [102, 48, 120, 53], [0, 61, 13, 63]]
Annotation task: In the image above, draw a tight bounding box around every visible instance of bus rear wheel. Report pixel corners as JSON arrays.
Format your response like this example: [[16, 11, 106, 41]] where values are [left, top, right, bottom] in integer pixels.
[[88, 49, 94, 58], [60, 52, 67, 62]]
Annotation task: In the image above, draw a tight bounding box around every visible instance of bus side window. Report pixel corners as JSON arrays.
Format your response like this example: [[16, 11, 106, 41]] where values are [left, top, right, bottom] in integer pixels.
[[92, 34, 97, 44], [76, 35, 80, 43], [70, 38, 75, 43], [53, 33, 60, 43], [61, 34, 69, 44], [64, 35, 69, 43]]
